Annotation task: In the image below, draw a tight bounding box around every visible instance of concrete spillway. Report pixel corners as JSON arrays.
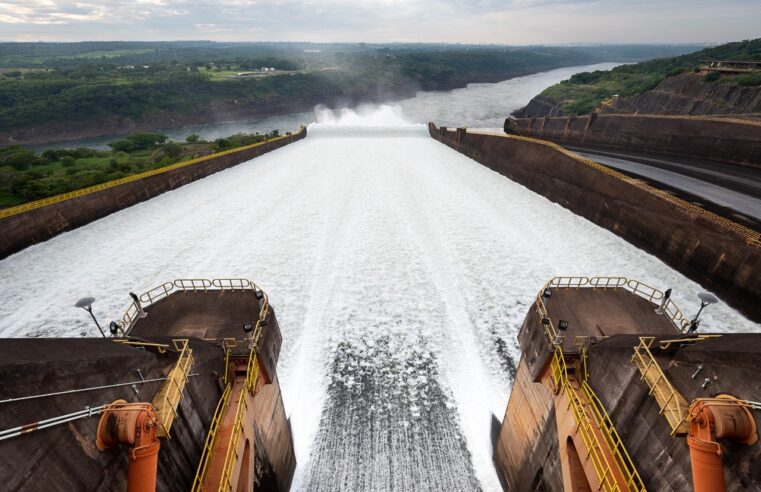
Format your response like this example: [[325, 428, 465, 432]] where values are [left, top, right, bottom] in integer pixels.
[[0, 109, 757, 490]]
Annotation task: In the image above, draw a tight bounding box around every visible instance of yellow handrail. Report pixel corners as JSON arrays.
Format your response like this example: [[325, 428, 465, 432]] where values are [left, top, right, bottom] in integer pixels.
[[582, 381, 645, 490], [120, 277, 269, 335], [551, 349, 646, 491], [538, 276, 690, 333], [631, 337, 689, 435], [0, 133, 296, 219], [219, 350, 260, 491], [152, 339, 195, 439], [191, 383, 232, 491]]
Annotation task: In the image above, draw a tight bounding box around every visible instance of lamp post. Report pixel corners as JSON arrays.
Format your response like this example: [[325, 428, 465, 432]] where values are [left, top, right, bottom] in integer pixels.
[[75, 297, 106, 338], [687, 292, 719, 334]]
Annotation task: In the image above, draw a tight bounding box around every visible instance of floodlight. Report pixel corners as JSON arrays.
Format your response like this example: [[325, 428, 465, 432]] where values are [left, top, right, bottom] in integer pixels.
[[74, 296, 106, 338]]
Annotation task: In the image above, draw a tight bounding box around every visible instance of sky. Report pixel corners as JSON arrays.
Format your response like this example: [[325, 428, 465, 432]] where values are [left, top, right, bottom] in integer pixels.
[[0, 0, 759, 44]]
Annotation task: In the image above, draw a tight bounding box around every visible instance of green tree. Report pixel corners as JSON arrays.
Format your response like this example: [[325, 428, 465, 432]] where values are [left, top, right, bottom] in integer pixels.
[[185, 134, 200, 143], [162, 142, 182, 159]]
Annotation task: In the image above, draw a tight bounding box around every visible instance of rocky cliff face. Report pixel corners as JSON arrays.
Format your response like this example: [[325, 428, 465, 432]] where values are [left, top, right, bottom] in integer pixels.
[[514, 73, 761, 118], [511, 95, 566, 118], [604, 73, 761, 115]]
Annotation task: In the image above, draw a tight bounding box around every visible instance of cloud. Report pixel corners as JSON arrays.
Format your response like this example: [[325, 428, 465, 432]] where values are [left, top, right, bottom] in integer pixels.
[[0, 0, 759, 43]]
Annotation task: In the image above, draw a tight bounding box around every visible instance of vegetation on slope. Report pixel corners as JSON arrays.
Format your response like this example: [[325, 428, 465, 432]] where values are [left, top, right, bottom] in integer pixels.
[[0, 130, 282, 208], [539, 39, 761, 115]]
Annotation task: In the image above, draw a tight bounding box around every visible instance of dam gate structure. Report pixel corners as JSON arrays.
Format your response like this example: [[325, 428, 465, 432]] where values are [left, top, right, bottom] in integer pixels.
[[494, 276, 761, 491]]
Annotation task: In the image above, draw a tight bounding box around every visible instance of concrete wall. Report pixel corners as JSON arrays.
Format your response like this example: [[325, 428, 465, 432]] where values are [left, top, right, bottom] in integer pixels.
[[494, 357, 562, 491], [0, 128, 306, 259], [505, 114, 761, 168], [0, 338, 225, 492], [429, 123, 761, 323]]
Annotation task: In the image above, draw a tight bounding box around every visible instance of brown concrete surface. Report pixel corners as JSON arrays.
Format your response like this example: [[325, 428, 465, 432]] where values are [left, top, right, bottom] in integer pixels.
[[494, 357, 562, 491], [0, 338, 225, 491], [129, 289, 294, 490], [429, 123, 761, 322], [129, 290, 282, 380], [0, 128, 306, 259], [505, 114, 761, 169], [496, 283, 761, 491], [0, 291, 295, 491], [543, 287, 678, 350], [587, 334, 761, 491]]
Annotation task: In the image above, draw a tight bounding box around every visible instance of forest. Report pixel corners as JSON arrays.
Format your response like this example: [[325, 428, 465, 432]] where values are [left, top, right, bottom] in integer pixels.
[[0, 42, 698, 139]]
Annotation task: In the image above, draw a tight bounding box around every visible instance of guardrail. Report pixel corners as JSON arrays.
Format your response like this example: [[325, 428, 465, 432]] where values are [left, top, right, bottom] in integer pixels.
[[151, 339, 195, 439], [0, 134, 294, 220], [537, 276, 691, 337], [220, 350, 261, 491], [119, 278, 269, 335], [191, 383, 232, 491], [550, 349, 646, 491], [631, 337, 690, 435]]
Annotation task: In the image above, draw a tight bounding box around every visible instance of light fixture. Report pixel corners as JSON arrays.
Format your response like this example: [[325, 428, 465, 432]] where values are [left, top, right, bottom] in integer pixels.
[[75, 297, 106, 338], [130, 292, 147, 318], [542, 288, 552, 299], [558, 320, 569, 331], [243, 323, 253, 334], [655, 288, 672, 315], [255, 290, 265, 301], [109, 321, 121, 336]]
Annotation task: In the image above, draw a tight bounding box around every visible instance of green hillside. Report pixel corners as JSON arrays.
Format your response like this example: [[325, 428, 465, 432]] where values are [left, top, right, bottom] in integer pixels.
[[540, 39, 761, 115]]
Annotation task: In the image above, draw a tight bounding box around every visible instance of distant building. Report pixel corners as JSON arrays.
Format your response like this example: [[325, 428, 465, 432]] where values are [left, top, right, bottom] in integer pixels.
[[699, 60, 761, 75]]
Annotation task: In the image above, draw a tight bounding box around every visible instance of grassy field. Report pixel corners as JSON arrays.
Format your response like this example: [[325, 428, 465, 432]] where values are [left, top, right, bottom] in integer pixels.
[[69, 48, 156, 59]]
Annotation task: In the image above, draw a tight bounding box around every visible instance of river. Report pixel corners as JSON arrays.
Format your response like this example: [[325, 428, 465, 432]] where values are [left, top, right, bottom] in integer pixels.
[[32, 62, 620, 151]]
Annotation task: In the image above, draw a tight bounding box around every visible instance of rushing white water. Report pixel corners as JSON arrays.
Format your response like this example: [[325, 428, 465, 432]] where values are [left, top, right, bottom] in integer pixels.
[[1, 105, 758, 490]]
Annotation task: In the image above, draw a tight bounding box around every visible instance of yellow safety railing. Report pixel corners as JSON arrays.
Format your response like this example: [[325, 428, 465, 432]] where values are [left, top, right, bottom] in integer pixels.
[[152, 339, 195, 439], [500, 132, 761, 248], [112, 339, 170, 353], [550, 349, 646, 492], [539, 276, 690, 333], [120, 278, 270, 335], [581, 381, 646, 491], [0, 133, 297, 220], [219, 349, 260, 491], [631, 337, 689, 435], [191, 383, 232, 492]]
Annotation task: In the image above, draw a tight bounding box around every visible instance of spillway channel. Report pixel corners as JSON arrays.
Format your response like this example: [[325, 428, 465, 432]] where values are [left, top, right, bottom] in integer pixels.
[[0, 113, 757, 490]]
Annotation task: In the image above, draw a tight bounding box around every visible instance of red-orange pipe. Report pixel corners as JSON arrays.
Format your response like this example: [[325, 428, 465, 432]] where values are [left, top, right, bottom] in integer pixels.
[[128, 440, 160, 492], [687, 396, 757, 492], [97, 400, 161, 492]]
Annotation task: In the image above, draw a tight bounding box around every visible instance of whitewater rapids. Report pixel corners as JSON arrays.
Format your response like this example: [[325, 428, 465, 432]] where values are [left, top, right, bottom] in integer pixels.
[[0, 107, 757, 490]]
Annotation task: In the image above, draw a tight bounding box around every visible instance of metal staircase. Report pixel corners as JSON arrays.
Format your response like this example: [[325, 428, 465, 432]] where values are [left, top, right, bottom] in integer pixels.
[[631, 337, 689, 435]]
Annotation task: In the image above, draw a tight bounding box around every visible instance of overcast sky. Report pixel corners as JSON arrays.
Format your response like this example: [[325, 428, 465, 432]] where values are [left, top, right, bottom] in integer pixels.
[[0, 0, 759, 44]]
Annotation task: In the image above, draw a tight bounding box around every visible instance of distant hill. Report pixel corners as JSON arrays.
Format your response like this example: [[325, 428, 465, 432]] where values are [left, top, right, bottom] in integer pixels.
[[514, 38, 761, 118]]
